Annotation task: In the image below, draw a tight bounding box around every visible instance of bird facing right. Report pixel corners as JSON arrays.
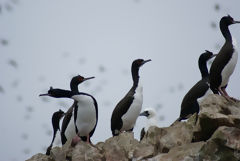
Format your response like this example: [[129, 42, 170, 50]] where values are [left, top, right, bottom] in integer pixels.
[[111, 59, 151, 136], [209, 15, 240, 101], [175, 50, 216, 123]]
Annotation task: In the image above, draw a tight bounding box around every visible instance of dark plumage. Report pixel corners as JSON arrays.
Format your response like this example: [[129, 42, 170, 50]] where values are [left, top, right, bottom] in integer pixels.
[[209, 15, 240, 101], [176, 51, 216, 122], [46, 109, 65, 155], [40, 75, 97, 144], [60, 104, 75, 144], [61, 75, 96, 144], [111, 59, 151, 136]]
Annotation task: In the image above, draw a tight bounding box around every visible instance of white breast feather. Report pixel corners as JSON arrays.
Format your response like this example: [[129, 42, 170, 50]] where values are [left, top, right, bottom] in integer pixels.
[[52, 130, 62, 147], [220, 38, 238, 87], [72, 95, 96, 136], [145, 116, 158, 132], [121, 85, 143, 131]]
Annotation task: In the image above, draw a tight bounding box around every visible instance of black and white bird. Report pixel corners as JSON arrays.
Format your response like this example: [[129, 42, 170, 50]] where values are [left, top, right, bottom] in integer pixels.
[[46, 109, 65, 155], [210, 15, 240, 101], [60, 75, 95, 145], [139, 108, 158, 140], [111, 59, 151, 136], [40, 75, 97, 144], [175, 51, 216, 123]]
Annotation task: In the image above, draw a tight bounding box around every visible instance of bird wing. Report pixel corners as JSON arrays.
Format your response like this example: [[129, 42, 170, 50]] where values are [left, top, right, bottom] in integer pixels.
[[180, 78, 209, 118], [210, 42, 234, 90], [111, 92, 134, 134], [140, 128, 145, 141], [61, 102, 76, 144], [88, 95, 98, 138]]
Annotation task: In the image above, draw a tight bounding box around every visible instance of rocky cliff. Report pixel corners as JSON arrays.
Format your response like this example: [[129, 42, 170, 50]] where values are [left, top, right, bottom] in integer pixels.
[[27, 94, 240, 161]]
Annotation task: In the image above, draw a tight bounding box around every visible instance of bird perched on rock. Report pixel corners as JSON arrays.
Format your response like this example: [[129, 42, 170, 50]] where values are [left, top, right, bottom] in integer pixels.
[[111, 59, 151, 136], [139, 108, 158, 140], [210, 15, 239, 101], [174, 51, 216, 124], [40, 75, 97, 145], [61, 75, 96, 145], [46, 109, 65, 155]]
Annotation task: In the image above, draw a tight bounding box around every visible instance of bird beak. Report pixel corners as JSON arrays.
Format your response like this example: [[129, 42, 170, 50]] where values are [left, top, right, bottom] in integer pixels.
[[211, 54, 217, 58], [39, 93, 49, 97], [233, 20, 240, 24], [83, 76, 95, 81], [139, 111, 147, 117], [142, 59, 152, 65]]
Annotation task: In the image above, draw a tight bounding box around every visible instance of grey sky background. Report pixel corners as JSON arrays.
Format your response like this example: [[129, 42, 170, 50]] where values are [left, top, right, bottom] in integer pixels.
[[0, 0, 240, 160]]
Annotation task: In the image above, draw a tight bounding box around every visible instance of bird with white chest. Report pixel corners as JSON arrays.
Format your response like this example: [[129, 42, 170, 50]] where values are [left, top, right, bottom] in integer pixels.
[[111, 59, 151, 136], [210, 15, 240, 101], [61, 75, 95, 145], [40, 75, 98, 144]]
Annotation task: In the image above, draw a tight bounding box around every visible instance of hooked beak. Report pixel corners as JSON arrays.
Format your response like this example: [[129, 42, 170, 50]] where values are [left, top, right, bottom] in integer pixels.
[[141, 59, 152, 65], [39, 93, 49, 97], [83, 76, 95, 81]]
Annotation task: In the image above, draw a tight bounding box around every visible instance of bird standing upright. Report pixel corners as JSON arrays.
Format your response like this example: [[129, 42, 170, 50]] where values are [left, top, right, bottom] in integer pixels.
[[210, 15, 240, 101], [174, 51, 216, 123], [111, 59, 151, 136], [46, 109, 65, 155], [61, 75, 96, 144], [40, 75, 97, 144]]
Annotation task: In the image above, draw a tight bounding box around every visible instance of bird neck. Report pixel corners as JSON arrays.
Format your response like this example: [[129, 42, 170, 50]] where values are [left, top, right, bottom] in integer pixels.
[[146, 116, 158, 130], [220, 21, 232, 42], [132, 66, 140, 87], [51, 89, 74, 98], [70, 83, 79, 93], [198, 60, 209, 78]]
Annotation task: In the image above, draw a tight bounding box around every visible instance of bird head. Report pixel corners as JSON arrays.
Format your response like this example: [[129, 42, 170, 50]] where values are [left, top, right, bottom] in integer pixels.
[[200, 50, 217, 62], [39, 87, 70, 98], [71, 75, 95, 84], [221, 15, 240, 26], [139, 108, 157, 119], [132, 59, 151, 69], [70, 75, 95, 91]]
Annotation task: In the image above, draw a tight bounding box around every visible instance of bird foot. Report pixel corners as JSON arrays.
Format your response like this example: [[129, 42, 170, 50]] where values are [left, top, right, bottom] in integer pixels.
[[71, 135, 81, 147], [222, 95, 236, 103], [86, 135, 93, 145], [230, 97, 239, 102]]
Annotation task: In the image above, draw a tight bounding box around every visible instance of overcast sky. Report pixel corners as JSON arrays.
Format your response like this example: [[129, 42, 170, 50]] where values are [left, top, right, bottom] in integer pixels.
[[0, 0, 240, 160]]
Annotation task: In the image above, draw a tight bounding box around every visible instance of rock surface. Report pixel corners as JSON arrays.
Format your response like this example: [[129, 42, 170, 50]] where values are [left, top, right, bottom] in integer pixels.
[[27, 94, 240, 161], [193, 94, 240, 142]]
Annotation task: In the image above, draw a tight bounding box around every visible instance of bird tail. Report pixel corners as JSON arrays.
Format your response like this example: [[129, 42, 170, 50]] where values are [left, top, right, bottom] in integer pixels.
[[170, 117, 182, 126]]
